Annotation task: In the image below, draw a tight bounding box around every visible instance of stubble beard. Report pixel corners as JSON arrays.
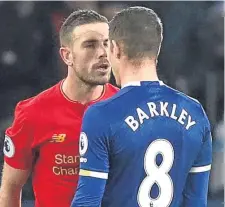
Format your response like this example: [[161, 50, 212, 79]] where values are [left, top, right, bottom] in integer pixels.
[[73, 66, 110, 87]]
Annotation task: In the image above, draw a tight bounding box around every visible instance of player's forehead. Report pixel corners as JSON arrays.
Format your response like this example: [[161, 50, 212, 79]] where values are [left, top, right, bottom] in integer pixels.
[[72, 22, 109, 43]]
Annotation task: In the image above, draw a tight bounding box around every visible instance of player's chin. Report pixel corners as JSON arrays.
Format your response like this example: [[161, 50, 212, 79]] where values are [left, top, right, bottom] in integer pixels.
[[93, 72, 111, 85], [95, 76, 110, 85]]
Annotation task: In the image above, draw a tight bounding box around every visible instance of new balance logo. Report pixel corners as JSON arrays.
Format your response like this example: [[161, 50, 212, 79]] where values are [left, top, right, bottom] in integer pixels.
[[50, 134, 66, 143]]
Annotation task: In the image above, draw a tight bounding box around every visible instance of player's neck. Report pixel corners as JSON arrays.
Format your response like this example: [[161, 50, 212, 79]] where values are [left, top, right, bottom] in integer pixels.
[[120, 59, 159, 87], [62, 75, 104, 105]]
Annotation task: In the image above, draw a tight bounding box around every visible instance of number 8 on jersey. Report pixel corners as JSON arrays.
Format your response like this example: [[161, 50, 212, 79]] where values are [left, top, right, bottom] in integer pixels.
[[137, 139, 174, 207]]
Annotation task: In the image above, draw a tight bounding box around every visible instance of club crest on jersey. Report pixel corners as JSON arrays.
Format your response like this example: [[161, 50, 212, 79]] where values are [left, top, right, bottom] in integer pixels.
[[79, 132, 88, 156], [3, 135, 15, 158]]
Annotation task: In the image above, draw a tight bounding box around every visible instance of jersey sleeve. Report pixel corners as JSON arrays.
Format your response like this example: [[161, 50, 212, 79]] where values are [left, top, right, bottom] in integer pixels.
[[182, 106, 212, 206], [71, 105, 110, 207], [4, 101, 34, 170], [190, 105, 212, 172]]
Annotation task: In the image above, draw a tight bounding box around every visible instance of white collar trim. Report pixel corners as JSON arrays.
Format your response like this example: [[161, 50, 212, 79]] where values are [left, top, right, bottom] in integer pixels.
[[122, 80, 164, 88]]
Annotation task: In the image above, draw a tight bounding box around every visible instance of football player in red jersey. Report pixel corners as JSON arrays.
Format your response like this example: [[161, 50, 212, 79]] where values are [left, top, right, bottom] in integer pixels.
[[0, 10, 118, 207]]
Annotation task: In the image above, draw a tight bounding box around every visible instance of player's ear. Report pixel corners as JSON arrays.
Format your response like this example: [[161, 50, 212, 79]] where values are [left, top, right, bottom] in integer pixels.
[[111, 40, 121, 60], [59, 46, 73, 67]]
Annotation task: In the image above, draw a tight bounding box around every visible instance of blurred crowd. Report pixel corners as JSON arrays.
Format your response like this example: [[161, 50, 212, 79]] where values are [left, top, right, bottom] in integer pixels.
[[0, 1, 224, 203]]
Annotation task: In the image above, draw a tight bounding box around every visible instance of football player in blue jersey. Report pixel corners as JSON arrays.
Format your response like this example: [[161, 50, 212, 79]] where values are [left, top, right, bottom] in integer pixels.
[[71, 6, 212, 207]]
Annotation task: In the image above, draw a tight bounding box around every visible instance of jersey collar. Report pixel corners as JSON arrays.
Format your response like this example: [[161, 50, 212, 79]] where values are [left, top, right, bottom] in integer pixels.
[[122, 80, 164, 88]]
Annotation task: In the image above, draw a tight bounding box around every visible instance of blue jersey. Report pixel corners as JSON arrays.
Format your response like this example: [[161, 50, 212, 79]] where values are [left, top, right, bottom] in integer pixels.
[[72, 81, 212, 207]]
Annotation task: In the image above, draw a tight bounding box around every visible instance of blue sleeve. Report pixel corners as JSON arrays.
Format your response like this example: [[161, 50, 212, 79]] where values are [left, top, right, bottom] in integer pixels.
[[191, 128, 212, 169], [182, 110, 212, 207], [71, 105, 110, 207], [182, 171, 210, 207]]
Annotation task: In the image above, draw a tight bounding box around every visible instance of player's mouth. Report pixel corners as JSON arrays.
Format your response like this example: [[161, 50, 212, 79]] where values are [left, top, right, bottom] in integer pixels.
[[94, 63, 110, 72]]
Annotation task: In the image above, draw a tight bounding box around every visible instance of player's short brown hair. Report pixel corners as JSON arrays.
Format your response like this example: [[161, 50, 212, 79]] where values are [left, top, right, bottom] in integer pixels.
[[109, 6, 163, 60], [60, 10, 108, 46]]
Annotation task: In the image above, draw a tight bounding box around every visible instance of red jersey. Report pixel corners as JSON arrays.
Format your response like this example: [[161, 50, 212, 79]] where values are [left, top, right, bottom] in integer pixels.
[[4, 80, 119, 207]]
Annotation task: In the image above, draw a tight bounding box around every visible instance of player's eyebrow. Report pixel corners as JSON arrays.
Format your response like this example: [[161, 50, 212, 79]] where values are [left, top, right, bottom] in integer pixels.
[[82, 38, 109, 45], [82, 39, 98, 44]]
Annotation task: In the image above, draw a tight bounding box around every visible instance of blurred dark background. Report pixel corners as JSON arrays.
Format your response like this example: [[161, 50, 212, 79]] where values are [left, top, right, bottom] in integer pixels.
[[0, 1, 224, 206]]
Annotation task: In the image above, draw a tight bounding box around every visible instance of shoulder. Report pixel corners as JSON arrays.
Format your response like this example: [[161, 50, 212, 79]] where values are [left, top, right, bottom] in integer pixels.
[[14, 82, 61, 120], [163, 84, 203, 108], [163, 84, 210, 126], [83, 100, 112, 131], [84, 89, 125, 128]]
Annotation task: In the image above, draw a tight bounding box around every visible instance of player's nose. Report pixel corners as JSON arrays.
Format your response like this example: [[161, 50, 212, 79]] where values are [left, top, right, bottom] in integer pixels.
[[98, 45, 108, 58]]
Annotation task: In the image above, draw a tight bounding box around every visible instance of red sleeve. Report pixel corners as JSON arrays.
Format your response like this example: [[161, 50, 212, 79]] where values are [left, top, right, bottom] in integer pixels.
[[4, 101, 34, 170]]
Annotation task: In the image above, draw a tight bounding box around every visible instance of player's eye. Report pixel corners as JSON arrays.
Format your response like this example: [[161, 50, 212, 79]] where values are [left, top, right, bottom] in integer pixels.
[[85, 43, 95, 48], [103, 41, 109, 48]]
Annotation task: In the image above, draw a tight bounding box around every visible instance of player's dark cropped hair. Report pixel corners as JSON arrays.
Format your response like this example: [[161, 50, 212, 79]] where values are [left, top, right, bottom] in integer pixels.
[[109, 6, 163, 60], [60, 10, 108, 46]]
